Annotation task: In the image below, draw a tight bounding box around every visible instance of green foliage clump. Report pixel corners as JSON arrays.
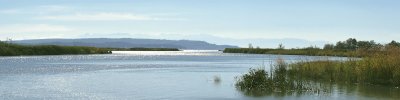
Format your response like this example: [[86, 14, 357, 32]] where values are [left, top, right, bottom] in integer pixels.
[[236, 59, 312, 96], [236, 68, 274, 95]]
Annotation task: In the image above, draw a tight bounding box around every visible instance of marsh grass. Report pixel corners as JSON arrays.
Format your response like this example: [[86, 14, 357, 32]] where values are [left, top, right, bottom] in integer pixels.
[[289, 47, 400, 86], [235, 59, 330, 96], [236, 47, 400, 96]]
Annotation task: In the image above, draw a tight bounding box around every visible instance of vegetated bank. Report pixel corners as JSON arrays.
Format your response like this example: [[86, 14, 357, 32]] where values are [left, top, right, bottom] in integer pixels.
[[224, 48, 358, 57], [224, 38, 395, 57], [235, 38, 400, 96], [108, 48, 180, 51], [0, 41, 111, 56]]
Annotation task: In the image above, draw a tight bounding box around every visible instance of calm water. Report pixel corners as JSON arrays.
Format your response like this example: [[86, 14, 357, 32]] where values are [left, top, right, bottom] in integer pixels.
[[0, 50, 399, 100]]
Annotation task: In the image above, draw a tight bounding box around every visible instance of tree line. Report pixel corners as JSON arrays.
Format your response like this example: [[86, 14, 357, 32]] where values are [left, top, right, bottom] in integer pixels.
[[224, 38, 400, 57], [323, 38, 400, 50]]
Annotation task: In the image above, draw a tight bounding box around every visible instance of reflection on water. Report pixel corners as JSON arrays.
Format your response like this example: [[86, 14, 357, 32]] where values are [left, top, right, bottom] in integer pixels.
[[0, 51, 398, 100], [238, 81, 400, 100]]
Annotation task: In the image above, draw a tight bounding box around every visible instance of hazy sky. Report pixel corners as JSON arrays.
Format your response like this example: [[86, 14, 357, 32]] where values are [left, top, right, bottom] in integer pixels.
[[0, 0, 399, 47]]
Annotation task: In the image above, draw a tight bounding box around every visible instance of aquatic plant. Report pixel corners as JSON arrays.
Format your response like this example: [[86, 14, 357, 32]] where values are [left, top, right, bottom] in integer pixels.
[[235, 67, 274, 96], [213, 75, 221, 84], [235, 59, 318, 96]]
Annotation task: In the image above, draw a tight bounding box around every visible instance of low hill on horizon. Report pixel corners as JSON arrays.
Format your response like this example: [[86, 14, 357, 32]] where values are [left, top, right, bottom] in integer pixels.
[[13, 38, 239, 50]]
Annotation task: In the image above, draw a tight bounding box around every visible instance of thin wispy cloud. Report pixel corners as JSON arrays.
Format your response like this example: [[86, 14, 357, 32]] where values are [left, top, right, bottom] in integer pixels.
[[0, 24, 72, 33], [38, 13, 180, 21], [0, 5, 184, 21], [37, 5, 74, 13], [0, 5, 73, 14], [0, 9, 22, 14]]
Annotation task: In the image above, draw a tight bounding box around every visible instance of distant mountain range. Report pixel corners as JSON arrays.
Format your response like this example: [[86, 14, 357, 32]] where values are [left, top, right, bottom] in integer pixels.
[[14, 38, 239, 50]]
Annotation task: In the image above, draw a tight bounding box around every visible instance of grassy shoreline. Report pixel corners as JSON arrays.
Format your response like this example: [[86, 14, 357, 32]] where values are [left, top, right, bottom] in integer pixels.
[[0, 41, 182, 56], [224, 48, 358, 57], [0, 41, 111, 56], [108, 47, 180, 51]]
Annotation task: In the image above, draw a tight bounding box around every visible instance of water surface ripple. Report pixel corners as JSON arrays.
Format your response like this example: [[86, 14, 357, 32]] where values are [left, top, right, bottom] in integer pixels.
[[0, 51, 397, 100]]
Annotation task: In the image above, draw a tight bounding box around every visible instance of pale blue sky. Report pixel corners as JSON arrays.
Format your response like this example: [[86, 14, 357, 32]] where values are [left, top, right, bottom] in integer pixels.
[[0, 0, 399, 47]]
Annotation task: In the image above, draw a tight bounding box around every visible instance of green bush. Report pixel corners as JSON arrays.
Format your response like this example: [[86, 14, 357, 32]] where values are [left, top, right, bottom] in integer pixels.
[[235, 59, 313, 96]]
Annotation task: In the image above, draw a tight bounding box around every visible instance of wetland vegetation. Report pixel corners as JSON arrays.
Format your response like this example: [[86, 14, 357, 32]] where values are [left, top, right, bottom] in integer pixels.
[[235, 38, 400, 96], [0, 40, 180, 56], [0, 41, 111, 56], [225, 38, 400, 57]]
